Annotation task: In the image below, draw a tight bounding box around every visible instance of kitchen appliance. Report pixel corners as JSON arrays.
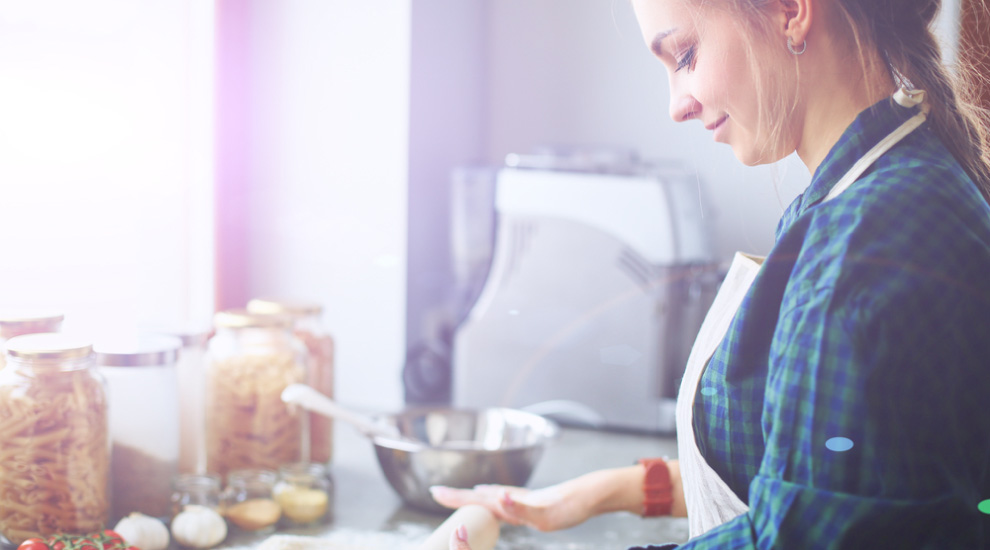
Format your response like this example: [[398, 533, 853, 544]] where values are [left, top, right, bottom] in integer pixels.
[[450, 152, 720, 433]]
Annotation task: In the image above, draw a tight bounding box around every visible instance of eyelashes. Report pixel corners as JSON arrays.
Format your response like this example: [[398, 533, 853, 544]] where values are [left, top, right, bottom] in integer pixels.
[[675, 45, 696, 72]]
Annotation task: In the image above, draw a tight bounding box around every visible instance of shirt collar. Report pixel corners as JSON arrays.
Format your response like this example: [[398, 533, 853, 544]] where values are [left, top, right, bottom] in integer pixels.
[[776, 97, 919, 237]]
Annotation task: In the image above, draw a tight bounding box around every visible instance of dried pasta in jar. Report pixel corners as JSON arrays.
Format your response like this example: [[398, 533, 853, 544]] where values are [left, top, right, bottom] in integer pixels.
[[205, 310, 308, 478], [0, 334, 109, 545], [247, 299, 334, 464]]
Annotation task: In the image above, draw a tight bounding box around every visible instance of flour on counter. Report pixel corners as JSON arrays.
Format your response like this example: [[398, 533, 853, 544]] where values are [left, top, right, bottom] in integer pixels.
[[246, 525, 433, 550]]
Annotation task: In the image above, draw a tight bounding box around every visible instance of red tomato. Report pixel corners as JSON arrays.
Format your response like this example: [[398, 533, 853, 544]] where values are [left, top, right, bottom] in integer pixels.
[[99, 531, 124, 550], [17, 538, 49, 550]]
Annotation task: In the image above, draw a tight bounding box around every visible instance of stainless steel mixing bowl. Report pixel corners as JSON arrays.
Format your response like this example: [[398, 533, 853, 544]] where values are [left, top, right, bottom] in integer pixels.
[[371, 407, 560, 513]]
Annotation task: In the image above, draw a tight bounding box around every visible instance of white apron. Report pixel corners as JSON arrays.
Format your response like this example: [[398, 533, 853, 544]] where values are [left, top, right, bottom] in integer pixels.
[[675, 88, 930, 538]]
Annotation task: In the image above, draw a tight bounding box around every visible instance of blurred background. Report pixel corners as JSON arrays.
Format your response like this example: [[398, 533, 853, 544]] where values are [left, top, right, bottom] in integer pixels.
[[0, 0, 974, 418]]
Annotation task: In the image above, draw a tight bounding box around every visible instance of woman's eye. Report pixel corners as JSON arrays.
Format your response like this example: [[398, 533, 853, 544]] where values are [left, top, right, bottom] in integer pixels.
[[675, 46, 696, 72]]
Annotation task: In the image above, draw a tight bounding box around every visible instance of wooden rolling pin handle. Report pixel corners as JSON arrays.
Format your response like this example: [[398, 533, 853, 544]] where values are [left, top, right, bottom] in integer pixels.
[[418, 505, 500, 550]]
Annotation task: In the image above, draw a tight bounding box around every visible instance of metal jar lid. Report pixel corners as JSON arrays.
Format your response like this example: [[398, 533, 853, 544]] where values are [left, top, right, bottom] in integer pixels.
[[5, 332, 93, 361], [0, 311, 65, 339], [213, 308, 294, 329], [247, 298, 322, 317], [95, 335, 183, 367]]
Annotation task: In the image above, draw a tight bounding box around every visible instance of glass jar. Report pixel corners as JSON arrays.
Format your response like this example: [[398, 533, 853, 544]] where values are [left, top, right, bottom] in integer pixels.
[[0, 312, 64, 369], [96, 335, 183, 521], [0, 333, 109, 545], [247, 299, 334, 464], [171, 473, 222, 517], [273, 463, 332, 526], [221, 469, 281, 533], [205, 310, 308, 477], [148, 323, 212, 475]]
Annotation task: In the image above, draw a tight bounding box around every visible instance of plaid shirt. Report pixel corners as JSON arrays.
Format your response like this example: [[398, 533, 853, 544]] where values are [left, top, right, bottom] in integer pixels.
[[670, 99, 990, 548]]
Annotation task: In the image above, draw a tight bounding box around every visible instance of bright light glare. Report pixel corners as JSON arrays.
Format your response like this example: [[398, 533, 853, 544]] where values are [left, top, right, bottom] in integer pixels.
[[0, 0, 214, 338]]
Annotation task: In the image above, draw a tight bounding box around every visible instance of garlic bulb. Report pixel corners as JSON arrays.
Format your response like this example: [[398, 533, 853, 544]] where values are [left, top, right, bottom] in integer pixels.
[[114, 512, 170, 550], [171, 505, 228, 549]]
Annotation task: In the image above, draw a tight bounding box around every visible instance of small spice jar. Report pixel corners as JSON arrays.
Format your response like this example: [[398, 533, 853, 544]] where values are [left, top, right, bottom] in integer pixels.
[[205, 310, 308, 477], [171, 473, 223, 517], [247, 299, 335, 464], [0, 334, 109, 545], [97, 335, 183, 521], [0, 312, 64, 369], [221, 469, 282, 533], [273, 463, 332, 526]]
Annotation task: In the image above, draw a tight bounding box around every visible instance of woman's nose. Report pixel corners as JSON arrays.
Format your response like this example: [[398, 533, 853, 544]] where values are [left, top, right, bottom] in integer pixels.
[[669, 92, 702, 123]]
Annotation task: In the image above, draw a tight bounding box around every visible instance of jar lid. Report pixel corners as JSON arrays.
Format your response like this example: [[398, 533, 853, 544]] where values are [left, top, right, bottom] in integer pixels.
[[0, 311, 65, 338], [227, 468, 279, 486], [247, 298, 322, 317], [214, 309, 294, 329], [5, 333, 93, 361], [95, 335, 183, 367], [172, 473, 222, 490]]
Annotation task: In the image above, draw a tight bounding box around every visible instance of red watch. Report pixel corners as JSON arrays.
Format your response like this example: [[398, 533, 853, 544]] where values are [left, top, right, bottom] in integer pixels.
[[639, 457, 673, 517]]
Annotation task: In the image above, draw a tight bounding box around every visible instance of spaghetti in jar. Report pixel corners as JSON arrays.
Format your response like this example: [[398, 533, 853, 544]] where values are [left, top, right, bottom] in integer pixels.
[[205, 310, 308, 478], [247, 299, 334, 464], [0, 333, 109, 545]]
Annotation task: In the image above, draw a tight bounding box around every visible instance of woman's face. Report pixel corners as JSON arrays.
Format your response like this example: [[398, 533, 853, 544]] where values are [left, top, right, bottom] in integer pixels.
[[632, 0, 797, 165]]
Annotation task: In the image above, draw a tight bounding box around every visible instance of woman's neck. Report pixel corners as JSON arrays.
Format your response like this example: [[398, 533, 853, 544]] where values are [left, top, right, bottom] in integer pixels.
[[795, 50, 896, 175]]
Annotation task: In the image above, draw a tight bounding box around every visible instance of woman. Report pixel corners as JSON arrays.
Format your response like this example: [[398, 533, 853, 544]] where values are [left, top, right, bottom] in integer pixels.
[[434, 0, 990, 547]]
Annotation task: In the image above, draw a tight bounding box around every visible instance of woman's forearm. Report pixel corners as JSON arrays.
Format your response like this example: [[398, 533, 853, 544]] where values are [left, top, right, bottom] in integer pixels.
[[582, 459, 687, 518]]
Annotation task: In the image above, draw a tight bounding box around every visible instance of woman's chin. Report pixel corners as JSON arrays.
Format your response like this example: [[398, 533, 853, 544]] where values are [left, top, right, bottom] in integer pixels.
[[731, 148, 763, 167], [731, 144, 786, 167]]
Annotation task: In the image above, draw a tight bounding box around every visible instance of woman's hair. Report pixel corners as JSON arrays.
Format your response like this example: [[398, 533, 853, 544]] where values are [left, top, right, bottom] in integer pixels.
[[712, 0, 990, 203]]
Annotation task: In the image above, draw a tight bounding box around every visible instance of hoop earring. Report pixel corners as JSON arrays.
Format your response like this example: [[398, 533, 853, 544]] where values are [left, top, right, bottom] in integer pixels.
[[787, 37, 807, 55]]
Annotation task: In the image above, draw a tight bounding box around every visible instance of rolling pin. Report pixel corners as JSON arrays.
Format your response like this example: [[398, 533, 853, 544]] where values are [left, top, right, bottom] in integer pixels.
[[418, 505, 500, 550]]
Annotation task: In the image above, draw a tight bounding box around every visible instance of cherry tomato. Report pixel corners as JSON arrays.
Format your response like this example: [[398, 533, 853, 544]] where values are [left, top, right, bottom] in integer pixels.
[[98, 531, 124, 550], [17, 538, 49, 550]]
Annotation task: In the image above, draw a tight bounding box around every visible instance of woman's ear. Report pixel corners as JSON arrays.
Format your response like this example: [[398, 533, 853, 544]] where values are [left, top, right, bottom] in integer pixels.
[[778, 0, 813, 45]]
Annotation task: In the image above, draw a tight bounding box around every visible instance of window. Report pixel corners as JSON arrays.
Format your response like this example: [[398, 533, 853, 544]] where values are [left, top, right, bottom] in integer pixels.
[[0, 0, 214, 336]]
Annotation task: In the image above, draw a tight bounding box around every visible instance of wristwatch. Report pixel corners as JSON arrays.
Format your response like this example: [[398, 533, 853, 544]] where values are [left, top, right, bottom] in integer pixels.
[[639, 457, 673, 517]]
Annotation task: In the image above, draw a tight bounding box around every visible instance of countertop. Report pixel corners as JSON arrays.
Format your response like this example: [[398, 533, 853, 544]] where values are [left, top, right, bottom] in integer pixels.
[[222, 425, 689, 550]]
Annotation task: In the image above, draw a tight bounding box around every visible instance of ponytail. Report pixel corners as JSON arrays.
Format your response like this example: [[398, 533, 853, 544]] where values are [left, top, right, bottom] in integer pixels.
[[837, 0, 990, 203]]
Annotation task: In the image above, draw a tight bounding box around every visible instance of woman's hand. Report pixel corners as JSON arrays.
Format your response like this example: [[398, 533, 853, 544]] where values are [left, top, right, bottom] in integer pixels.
[[431, 465, 658, 532], [431, 483, 588, 532]]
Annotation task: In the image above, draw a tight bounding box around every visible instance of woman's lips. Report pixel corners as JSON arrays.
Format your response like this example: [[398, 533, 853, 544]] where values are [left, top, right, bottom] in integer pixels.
[[708, 114, 729, 142]]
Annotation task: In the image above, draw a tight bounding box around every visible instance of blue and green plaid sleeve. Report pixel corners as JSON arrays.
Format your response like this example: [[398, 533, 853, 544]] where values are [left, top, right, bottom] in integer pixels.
[[677, 98, 990, 548]]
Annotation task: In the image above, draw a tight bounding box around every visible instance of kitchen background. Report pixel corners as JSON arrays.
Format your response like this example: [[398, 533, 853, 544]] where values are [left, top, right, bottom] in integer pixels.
[[0, 0, 964, 415]]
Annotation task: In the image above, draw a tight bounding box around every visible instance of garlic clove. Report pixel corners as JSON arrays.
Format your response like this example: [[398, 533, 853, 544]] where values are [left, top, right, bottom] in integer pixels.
[[171, 505, 228, 549], [114, 512, 171, 550]]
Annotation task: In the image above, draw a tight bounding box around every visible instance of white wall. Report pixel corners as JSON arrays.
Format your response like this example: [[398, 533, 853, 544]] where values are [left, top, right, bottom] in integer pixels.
[[246, 1, 411, 413], [407, 1, 488, 346]]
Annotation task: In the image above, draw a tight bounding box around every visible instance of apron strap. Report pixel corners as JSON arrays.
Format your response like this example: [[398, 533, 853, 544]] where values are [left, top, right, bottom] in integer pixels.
[[823, 89, 929, 202]]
